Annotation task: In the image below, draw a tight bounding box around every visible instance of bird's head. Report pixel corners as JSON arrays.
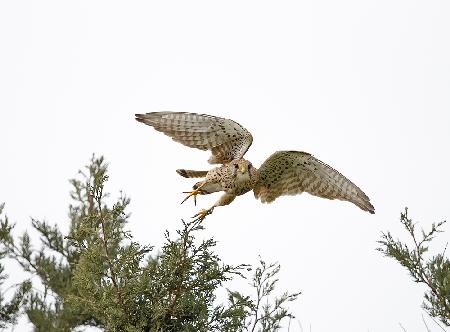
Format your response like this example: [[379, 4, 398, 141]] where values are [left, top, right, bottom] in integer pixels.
[[231, 159, 255, 180]]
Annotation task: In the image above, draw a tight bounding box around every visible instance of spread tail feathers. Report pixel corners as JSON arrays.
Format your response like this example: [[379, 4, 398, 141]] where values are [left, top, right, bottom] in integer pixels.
[[176, 169, 208, 178]]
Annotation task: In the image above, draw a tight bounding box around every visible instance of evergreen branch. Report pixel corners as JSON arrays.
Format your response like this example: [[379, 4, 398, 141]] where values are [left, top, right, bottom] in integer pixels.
[[0, 204, 32, 328], [247, 259, 301, 332], [166, 221, 190, 319], [89, 168, 127, 315], [98, 202, 124, 308], [378, 208, 450, 326]]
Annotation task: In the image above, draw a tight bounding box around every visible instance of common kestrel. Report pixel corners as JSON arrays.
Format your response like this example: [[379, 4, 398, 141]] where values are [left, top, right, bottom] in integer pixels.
[[136, 112, 375, 221]]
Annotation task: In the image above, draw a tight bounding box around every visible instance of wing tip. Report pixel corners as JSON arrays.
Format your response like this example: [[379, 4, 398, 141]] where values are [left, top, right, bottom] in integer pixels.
[[135, 112, 165, 126], [176, 169, 189, 178], [135, 113, 146, 123], [359, 199, 375, 214]]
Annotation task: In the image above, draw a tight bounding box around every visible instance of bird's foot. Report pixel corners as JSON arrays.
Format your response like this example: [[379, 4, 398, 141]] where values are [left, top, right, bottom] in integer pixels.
[[181, 184, 205, 206], [192, 207, 214, 222]]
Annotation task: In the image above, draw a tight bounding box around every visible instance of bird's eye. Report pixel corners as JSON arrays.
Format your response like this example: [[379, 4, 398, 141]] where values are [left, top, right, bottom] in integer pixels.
[[247, 164, 251, 170], [234, 164, 239, 169]]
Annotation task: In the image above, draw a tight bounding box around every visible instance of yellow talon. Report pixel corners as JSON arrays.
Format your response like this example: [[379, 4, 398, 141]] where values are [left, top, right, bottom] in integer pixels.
[[192, 207, 214, 222], [181, 183, 206, 206]]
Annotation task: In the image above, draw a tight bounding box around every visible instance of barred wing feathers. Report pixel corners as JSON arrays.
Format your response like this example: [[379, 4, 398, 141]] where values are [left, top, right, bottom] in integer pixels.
[[135, 112, 253, 164], [254, 151, 375, 214]]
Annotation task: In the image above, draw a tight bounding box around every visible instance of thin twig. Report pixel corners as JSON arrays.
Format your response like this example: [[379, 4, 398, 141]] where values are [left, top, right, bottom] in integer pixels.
[[428, 314, 447, 332], [250, 270, 262, 332], [411, 227, 450, 315], [166, 224, 190, 319], [421, 314, 431, 332], [97, 195, 124, 308]]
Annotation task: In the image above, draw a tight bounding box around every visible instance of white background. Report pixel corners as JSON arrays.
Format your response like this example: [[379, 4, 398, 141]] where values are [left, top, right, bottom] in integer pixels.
[[1, 1, 449, 331]]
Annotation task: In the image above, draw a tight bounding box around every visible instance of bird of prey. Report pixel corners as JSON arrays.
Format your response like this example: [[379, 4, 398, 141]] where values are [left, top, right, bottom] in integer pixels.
[[135, 112, 375, 221]]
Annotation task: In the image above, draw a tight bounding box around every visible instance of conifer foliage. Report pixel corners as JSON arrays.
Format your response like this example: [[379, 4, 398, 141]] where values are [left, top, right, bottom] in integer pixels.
[[0, 156, 299, 331], [378, 208, 450, 326], [0, 204, 31, 328]]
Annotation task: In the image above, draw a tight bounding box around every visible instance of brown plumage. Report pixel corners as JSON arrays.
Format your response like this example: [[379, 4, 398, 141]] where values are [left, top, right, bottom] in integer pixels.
[[136, 112, 375, 221], [136, 112, 253, 164]]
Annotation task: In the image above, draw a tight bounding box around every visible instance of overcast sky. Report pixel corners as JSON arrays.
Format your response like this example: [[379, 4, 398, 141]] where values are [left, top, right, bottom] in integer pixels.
[[1, 1, 450, 331]]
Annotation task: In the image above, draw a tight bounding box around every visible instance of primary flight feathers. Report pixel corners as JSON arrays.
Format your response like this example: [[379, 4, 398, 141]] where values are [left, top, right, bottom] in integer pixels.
[[135, 112, 253, 164]]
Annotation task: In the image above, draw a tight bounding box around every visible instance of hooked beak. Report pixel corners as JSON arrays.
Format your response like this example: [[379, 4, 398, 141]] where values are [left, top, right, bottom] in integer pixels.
[[239, 165, 247, 174]]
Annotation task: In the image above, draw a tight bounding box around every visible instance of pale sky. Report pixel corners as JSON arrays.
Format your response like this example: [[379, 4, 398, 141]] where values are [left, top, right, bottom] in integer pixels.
[[1, 1, 450, 331]]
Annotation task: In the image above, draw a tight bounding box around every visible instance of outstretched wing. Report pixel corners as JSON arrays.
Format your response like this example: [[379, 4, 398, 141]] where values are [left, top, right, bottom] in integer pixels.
[[254, 151, 375, 214], [135, 112, 253, 164]]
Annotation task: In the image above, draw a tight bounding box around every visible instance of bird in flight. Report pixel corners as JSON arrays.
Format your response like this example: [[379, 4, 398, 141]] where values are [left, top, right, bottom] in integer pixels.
[[136, 112, 375, 221]]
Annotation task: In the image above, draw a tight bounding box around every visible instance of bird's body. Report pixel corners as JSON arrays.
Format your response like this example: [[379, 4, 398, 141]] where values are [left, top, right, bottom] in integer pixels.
[[136, 112, 375, 221], [194, 159, 257, 196]]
